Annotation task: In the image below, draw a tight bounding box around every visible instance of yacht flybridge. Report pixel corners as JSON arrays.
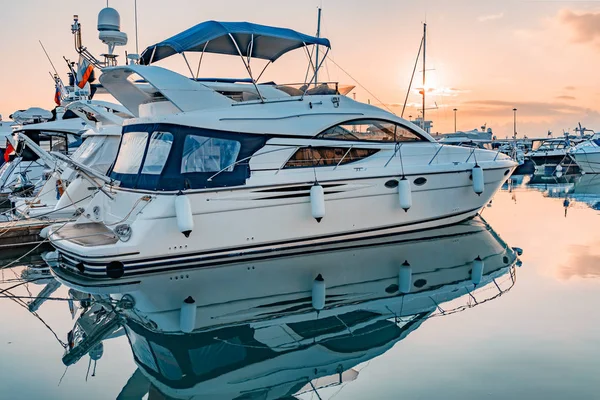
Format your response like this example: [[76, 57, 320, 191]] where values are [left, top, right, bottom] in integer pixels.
[[49, 20, 516, 284]]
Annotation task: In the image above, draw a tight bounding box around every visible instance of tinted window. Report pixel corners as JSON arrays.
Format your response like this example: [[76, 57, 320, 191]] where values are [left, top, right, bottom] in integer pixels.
[[141, 131, 173, 175], [181, 136, 241, 173], [284, 147, 379, 168], [317, 119, 424, 142]]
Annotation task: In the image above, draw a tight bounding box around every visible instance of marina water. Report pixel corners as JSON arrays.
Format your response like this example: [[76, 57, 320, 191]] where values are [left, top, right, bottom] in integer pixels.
[[1, 172, 599, 400]]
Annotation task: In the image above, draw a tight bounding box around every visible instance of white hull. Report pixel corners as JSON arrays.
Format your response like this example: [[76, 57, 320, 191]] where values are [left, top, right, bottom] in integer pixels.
[[51, 216, 517, 331], [50, 164, 512, 279], [571, 150, 600, 174]]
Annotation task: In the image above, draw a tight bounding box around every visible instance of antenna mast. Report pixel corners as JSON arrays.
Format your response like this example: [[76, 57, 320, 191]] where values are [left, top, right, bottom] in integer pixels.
[[314, 7, 322, 86], [422, 23, 426, 128], [134, 0, 139, 54]]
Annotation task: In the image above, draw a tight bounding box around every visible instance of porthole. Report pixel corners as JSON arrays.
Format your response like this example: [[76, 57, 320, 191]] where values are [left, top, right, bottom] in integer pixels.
[[414, 279, 427, 288], [504, 169, 510, 176], [385, 179, 399, 189], [385, 284, 399, 293], [106, 261, 125, 279], [503, 256, 509, 264], [414, 177, 427, 186]]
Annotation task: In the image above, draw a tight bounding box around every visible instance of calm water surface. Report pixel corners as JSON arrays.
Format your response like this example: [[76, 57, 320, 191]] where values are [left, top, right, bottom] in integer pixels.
[[1, 173, 599, 400]]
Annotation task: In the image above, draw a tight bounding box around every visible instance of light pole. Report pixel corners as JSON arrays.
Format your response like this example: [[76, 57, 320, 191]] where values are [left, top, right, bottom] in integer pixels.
[[453, 108, 457, 133], [513, 108, 517, 138]]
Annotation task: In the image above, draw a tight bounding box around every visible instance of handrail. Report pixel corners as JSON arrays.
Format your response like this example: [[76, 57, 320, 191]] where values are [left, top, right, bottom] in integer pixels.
[[207, 146, 302, 182], [428, 144, 444, 165], [334, 146, 354, 170]]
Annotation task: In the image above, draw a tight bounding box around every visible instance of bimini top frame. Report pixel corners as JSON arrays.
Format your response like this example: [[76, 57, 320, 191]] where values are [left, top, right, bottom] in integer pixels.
[[140, 20, 331, 102]]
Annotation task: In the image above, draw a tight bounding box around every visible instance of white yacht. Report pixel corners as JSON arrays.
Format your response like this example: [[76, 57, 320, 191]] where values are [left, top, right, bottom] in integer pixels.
[[569, 133, 600, 174], [11, 100, 131, 220], [0, 117, 86, 207], [60, 217, 518, 399], [527, 137, 579, 173], [48, 21, 515, 282]]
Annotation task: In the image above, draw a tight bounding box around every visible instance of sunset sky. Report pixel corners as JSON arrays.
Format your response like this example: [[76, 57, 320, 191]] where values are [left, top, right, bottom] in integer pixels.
[[1, 0, 600, 138]]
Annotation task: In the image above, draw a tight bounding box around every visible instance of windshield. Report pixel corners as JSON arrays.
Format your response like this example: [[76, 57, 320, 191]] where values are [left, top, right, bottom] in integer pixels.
[[71, 135, 121, 173], [141, 132, 174, 175], [109, 124, 267, 191], [181, 136, 241, 173], [0, 161, 15, 183], [112, 132, 148, 174], [538, 141, 560, 151]]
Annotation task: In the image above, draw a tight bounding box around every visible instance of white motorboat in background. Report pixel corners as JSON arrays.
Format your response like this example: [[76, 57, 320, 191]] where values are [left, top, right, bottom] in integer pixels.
[[48, 19, 515, 284], [527, 137, 580, 174], [11, 100, 131, 220], [0, 117, 87, 206], [569, 133, 600, 174]]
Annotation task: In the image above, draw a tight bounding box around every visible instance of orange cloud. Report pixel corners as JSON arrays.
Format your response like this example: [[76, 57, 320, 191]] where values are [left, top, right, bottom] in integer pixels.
[[560, 10, 600, 43]]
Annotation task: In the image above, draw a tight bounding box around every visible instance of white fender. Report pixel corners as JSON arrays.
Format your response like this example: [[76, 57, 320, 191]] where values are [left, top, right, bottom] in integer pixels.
[[40, 226, 50, 239], [310, 184, 325, 222], [398, 178, 412, 212], [471, 256, 484, 285], [472, 165, 484, 195], [312, 274, 326, 310], [180, 296, 196, 333], [398, 261, 412, 293], [175, 194, 193, 237]]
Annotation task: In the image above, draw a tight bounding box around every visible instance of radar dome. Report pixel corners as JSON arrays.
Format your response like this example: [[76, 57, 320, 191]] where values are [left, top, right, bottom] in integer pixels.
[[97, 7, 121, 32]]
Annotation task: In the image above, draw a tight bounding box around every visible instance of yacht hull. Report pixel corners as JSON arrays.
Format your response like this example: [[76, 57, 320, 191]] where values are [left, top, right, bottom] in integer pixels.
[[50, 166, 513, 284], [51, 217, 516, 333], [571, 151, 600, 174]]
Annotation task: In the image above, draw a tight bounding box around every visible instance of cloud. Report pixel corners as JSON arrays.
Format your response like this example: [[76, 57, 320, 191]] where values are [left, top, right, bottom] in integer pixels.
[[556, 95, 576, 100], [557, 243, 600, 280], [412, 87, 469, 97], [462, 99, 600, 118], [478, 12, 504, 22], [565, 86, 576, 91], [560, 10, 600, 43]]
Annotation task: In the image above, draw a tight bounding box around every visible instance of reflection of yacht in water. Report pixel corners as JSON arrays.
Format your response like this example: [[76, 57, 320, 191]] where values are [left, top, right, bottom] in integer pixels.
[[524, 173, 600, 210], [569, 174, 600, 209], [532, 174, 600, 210], [53, 217, 519, 399]]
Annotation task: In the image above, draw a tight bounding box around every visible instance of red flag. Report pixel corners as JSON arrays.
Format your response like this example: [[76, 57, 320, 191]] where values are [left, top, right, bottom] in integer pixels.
[[4, 141, 14, 162], [54, 86, 61, 106]]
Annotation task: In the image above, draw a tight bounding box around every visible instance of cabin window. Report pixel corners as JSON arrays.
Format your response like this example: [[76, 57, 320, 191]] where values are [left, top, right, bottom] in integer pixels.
[[112, 131, 148, 174], [141, 132, 173, 175], [316, 119, 425, 142], [181, 136, 241, 173], [284, 147, 379, 168]]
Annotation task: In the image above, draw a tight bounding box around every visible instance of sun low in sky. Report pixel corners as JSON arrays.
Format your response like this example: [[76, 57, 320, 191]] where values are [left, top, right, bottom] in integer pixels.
[[1, 0, 599, 138]]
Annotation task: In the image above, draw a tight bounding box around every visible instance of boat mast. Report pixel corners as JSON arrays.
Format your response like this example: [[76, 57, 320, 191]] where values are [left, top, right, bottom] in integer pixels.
[[422, 23, 426, 129], [315, 7, 322, 86]]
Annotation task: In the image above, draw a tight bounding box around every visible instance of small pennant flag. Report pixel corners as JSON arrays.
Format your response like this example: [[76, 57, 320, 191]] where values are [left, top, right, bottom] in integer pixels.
[[76, 56, 94, 89]]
